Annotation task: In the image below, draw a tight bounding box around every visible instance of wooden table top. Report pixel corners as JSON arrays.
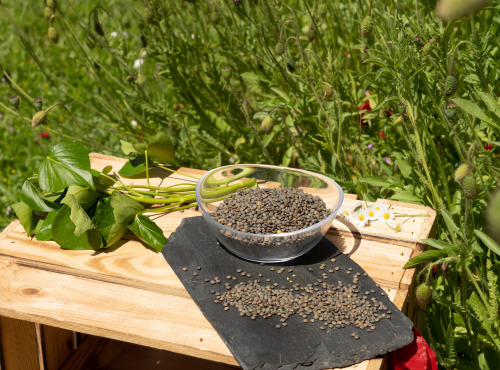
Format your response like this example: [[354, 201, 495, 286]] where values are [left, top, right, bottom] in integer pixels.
[[0, 153, 436, 369]]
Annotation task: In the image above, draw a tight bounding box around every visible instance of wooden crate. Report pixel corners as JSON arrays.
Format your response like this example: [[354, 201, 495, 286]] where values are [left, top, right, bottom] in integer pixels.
[[0, 154, 435, 370]]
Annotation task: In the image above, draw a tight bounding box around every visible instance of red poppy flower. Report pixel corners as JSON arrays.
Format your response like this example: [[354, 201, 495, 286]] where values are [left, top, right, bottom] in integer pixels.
[[38, 132, 50, 138], [484, 143, 493, 151], [379, 130, 386, 140], [383, 110, 393, 117], [358, 100, 371, 126], [390, 328, 438, 370]]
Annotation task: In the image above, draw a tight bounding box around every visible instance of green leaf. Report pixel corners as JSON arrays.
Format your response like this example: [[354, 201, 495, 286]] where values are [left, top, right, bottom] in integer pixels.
[[441, 209, 461, 235], [38, 141, 95, 192], [358, 176, 394, 188], [102, 165, 113, 174], [453, 98, 500, 129], [52, 205, 103, 250], [474, 230, 500, 257], [118, 154, 150, 177], [423, 238, 457, 250], [120, 140, 136, 155], [61, 194, 95, 237], [36, 210, 59, 241], [468, 292, 498, 344], [21, 180, 59, 212], [93, 192, 144, 247], [477, 91, 500, 119], [393, 152, 412, 179], [147, 133, 175, 165], [63, 185, 102, 211], [403, 249, 451, 269], [11, 202, 43, 236], [280, 146, 294, 167], [390, 191, 423, 204], [128, 214, 167, 251]]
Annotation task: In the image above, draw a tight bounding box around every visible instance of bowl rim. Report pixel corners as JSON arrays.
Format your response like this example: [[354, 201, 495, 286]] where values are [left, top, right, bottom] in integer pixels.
[[195, 164, 345, 239]]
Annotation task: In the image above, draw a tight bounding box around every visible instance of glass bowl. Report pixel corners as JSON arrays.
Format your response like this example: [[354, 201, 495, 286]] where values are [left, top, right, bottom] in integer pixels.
[[195, 164, 344, 263]]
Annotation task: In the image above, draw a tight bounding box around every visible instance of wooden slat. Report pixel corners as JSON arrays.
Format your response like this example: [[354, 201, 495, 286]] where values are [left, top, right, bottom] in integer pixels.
[[42, 326, 76, 370], [0, 258, 238, 366], [0, 316, 40, 370]]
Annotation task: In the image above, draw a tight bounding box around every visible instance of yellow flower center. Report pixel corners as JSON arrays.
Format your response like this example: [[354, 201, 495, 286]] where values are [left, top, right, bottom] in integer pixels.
[[375, 206, 380, 210], [368, 211, 375, 217], [383, 212, 390, 220], [358, 215, 365, 221], [344, 210, 349, 215], [10, 169, 15, 174], [396, 226, 401, 232]]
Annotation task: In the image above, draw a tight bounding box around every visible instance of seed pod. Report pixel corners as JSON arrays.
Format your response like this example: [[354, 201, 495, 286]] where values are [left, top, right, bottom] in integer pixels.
[[222, 66, 232, 81], [397, 103, 406, 114], [444, 100, 458, 119], [48, 27, 59, 44], [462, 175, 477, 200], [46, 0, 57, 11], [137, 73, 147, 87], [422, 43, 432, 55], [9, 95, 20, 110], [32, 111, 47, 127], [94, 11, 105, 37], [261, 116, 274, 134], [443, 75, 458, 96], [44, 6, 55, 20], [454, 163, 470, 182], [486, 190, 500, 244], [34, 97, 43, 111], [318, 5, 327, 18], [322, 83, 334, 101], [286, 58, 295, 73], [360, 16, 373, 38], [274, 41, 285, 57], [415, 283, 432, 305], [85, 33, 96, 50]]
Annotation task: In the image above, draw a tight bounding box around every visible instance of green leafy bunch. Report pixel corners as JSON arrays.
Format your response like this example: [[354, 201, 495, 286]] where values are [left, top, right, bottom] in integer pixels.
[[12, 134, 185, 252]]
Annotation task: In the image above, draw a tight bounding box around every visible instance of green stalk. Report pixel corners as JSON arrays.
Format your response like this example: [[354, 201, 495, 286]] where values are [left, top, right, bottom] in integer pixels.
[[204, 167, 256, 186], [127, 194, 197, 205], [141, 203, 198, 214], [200, 178, 256, 199], [157, 165, 201, 181]]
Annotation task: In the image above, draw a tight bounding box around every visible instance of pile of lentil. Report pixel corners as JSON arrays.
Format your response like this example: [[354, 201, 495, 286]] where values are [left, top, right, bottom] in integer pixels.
[[182, 259, 392, 338], [211, 187, 330, 234]]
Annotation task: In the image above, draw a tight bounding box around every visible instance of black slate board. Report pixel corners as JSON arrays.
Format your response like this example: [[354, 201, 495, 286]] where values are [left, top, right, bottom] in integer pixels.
[[162, 217, 414, 370]]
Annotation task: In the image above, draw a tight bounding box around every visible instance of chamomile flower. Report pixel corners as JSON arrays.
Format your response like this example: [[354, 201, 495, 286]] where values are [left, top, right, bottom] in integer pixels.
[[338, 208, 352, 219], [134, 58, 145, 70], [378, 206, 395, 222], [365, 206, 379, 221], [130, 120, 138, 129], [395, 223, 402, 233], [350, 210, 368, 227]]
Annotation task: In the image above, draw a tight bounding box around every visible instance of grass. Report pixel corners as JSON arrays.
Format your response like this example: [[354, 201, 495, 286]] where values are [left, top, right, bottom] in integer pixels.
[[1, 0, 499, 368]]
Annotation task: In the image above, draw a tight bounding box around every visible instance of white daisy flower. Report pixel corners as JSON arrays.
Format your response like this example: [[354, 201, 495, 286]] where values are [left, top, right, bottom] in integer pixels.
[[378, 206, 395, 222], [134, 58, 144, 70], [365, 206, 379, 221], [140, 49, 148, 58], [338, 208, 352, 220], [350, 210, 368, 227], [130, 120, 138, 129], [109, 31, 118, 38]]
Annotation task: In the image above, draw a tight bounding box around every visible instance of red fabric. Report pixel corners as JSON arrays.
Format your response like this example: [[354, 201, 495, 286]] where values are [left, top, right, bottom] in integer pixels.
[[390, 328, 438, 370]]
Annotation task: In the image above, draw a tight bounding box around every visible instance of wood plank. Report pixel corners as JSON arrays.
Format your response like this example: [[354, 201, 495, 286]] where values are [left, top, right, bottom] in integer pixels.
[[0, 258, 238, 366], [0, 316, 40, 370], [0, 223, 412, 294], [59, 335, 125, 370], [42, 326, 76, 370]]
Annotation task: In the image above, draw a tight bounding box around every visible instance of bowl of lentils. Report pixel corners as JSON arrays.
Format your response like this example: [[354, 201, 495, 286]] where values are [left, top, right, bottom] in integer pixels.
[[195, 164, 344, 263]]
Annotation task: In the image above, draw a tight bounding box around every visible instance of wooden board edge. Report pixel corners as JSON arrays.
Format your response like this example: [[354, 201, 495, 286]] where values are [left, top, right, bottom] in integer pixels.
[[392, 288, 409, 311], [0, 221, 19, 241], [399, 250, 422, 290]]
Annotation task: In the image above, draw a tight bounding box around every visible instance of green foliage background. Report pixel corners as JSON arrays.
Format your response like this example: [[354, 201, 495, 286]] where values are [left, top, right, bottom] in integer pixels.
[[1, 0, 499, 368]]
